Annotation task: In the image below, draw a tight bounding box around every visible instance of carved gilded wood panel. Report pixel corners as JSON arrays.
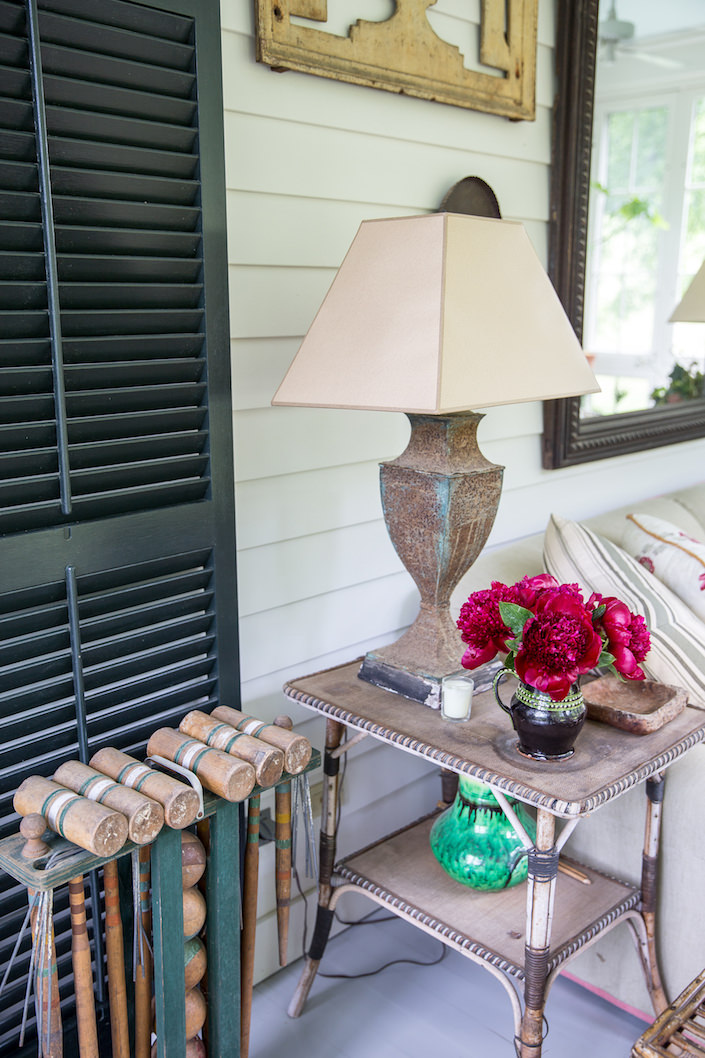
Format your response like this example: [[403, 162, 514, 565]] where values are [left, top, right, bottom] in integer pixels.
[[255, 0, 538, 120]]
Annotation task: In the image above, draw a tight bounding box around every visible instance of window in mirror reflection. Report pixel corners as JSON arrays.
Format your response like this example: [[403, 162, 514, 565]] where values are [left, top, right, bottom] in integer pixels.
[[582, 11, 705, 418]]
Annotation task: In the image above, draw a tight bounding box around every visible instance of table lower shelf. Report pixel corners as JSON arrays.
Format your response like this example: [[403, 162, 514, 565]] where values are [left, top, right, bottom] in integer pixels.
[[335, 814, 640, 979]]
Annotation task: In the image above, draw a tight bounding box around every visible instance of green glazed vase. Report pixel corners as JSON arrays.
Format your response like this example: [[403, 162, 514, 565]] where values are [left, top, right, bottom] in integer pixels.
[[429, 774, 536, 890]]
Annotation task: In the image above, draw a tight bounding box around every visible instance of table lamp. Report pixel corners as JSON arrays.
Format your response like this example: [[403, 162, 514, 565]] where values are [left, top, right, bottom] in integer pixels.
[[272, 212, 599, 706], [670, 258, 705, 323]]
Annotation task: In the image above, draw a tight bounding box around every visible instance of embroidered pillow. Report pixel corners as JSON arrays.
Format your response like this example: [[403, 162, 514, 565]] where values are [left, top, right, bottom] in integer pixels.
[[622, 512, 705, 623], [543, 513, 705, 706]]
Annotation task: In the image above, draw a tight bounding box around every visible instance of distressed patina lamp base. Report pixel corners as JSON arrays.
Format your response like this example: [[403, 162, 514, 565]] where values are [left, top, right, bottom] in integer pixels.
[[358, 411, 503, 707]]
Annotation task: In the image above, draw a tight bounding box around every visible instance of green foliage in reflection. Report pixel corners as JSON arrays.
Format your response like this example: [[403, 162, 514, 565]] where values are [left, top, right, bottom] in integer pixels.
[[592, 181, 668, 235], [651, 362, 705, 405]]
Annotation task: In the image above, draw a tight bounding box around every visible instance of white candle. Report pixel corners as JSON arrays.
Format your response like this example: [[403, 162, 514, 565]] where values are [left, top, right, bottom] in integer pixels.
[[441, 675, 474, 721]]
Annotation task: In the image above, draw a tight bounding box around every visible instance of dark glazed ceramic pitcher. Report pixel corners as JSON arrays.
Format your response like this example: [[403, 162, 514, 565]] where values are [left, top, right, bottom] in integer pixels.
[[493, 670, 586, 761]]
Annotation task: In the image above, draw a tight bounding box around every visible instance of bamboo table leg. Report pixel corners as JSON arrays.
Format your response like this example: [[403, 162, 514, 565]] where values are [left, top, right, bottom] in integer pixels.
[[520, 809, 557, 1058], [288, 718, 343, 1018], [639, 774, 668, 1015]]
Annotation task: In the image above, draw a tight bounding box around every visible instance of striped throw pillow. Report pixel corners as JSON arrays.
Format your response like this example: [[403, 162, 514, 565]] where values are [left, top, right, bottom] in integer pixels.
[[544, 513, 705, 707]]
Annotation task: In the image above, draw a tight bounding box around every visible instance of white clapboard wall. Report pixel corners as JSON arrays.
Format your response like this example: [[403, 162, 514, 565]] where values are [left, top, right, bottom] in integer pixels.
[[219, 0, 705, 989]]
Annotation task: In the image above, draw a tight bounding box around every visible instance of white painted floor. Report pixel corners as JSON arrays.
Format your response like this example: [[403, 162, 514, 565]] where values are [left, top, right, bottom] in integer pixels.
[[250, 912, 649, 1057]]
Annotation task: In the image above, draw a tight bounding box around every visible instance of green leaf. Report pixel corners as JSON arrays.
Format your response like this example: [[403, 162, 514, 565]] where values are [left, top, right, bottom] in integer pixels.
[[498, 602, 534, 639], [598, 649, 616, 668]]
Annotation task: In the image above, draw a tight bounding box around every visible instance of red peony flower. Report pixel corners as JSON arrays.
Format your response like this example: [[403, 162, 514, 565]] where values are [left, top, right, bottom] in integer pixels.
[[589, 594, 651, 681], [513, 593, 603, 700], [513, 574, 583, 609], [457, 582, 518, 669], [457, 575, 650, 696]]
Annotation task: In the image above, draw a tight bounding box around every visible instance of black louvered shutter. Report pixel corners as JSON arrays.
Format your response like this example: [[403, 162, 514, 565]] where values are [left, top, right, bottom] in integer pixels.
[[0, 0, 238, 1052]]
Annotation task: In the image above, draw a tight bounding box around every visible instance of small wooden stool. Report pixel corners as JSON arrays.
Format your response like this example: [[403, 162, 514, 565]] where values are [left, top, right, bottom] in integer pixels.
[[632, 968, 705, 1055]]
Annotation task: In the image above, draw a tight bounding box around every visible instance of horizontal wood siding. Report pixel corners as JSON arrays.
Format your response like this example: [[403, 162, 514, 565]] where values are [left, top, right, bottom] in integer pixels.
[[221, 0, 705, 991]]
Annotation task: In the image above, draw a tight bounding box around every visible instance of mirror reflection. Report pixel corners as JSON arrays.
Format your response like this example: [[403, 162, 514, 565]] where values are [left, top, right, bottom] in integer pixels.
[[581, 0, 705, 419]]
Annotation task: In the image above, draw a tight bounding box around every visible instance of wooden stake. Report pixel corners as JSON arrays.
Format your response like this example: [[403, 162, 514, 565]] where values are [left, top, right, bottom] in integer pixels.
[[103, 859, 130, 1058], [68, 875, 99, 1058], [134, 845, 153, 1058], [274, 716, 293, 967], [20, 816, 63, 1058], [240, 794, 260, 1058]]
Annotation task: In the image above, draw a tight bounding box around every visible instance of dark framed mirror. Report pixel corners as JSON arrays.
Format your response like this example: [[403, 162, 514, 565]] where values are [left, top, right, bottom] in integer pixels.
[[543, 0, 705, 468]]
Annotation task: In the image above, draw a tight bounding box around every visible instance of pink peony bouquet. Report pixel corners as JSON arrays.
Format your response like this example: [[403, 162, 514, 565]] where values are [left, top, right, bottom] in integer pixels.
[[456, 574, 651, 701]]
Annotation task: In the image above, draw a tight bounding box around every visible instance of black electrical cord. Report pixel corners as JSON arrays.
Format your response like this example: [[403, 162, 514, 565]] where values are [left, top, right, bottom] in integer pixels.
[[294, 728, 447, 981]]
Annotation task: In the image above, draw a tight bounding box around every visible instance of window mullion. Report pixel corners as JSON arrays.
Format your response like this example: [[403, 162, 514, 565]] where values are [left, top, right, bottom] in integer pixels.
[[26, 0, 72, 516]]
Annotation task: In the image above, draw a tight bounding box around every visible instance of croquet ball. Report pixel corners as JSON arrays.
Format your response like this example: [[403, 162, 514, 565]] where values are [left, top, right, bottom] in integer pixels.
[[186, 1038, 206, 1058], [181, 830, 207, 888], [184, 936, 207, 988], [182, 886, 206, 939], [185, 985, 207, 1038]]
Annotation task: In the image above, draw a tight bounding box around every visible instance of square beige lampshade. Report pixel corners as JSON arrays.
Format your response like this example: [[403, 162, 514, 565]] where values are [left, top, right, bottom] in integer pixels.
[[272, 212, 599, 413], [670, 258, 705, 323]]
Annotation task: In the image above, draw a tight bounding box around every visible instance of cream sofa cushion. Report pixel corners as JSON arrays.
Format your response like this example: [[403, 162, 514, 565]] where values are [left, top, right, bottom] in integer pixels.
[[544, 513, 705, 707], [622, 512, 705, 623]]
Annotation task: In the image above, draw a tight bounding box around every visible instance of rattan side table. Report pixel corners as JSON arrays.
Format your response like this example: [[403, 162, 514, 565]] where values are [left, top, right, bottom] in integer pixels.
[[281, 659, 705, 1058]]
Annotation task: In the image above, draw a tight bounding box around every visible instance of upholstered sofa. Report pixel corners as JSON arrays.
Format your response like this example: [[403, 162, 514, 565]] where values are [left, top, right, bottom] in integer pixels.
[[455, 483, 705, 1018]]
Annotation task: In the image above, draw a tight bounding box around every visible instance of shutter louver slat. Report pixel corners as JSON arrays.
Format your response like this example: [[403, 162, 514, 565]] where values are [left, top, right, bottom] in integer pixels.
[[47, 105, 198, 153], [55, 226, 200, 256], [48, 136, 198, 177], [38, 0, 193, 41], [0, 309, 49, 336], [0, 158, 38, 190], [53, 197, 200, 230], [1, 128, 36, 160], [50, 166, 199, 205], [64, 358, 205, 387], [59, 283, 203, 310], [0, 250, 45, 278], [69, 430, 208, 466], [58, 255, 203, 283], [40, 43, 195, 97], [0, 220, 43, 249], [0, 189, 41, 218], [44, 73, 198, 126], [0, 3, 26, 34], [63, 333, 205, 359], [0, 446, 57, 476], [60, 309, 204, 336], [71, 454, 209, 494], [38, 8, 194, 69], [0, 364, 54, 392]]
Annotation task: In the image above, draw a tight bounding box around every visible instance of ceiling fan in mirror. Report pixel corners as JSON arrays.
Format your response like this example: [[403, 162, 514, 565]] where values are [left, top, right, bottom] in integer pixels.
[[598, 1, 682, 68]]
